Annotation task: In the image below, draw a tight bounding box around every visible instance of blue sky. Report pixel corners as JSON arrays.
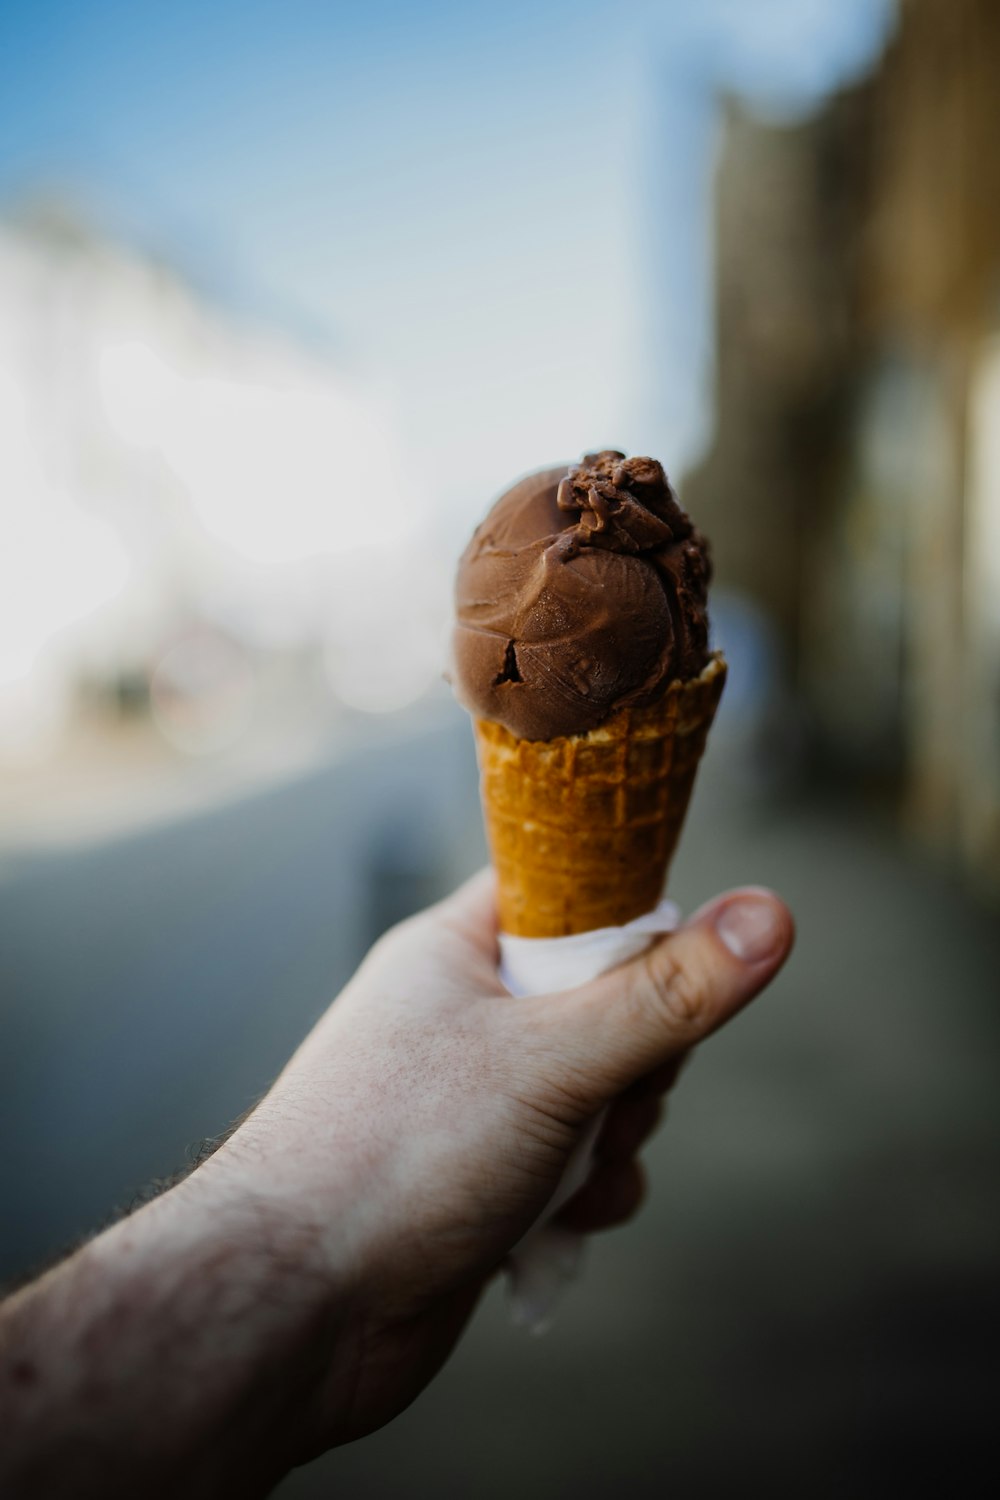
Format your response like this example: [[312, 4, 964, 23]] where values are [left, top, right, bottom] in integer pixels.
[[0, 0, 896, 525]]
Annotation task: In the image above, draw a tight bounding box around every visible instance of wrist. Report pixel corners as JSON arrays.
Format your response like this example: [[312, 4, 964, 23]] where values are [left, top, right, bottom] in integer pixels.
[[170, 1137, 360, 1371], [206, 1056, 416, 1312], [202, 1098, 370, 1298]]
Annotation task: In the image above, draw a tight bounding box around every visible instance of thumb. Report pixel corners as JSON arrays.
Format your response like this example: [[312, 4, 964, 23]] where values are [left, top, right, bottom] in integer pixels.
[[531, 888, 794, 1108]]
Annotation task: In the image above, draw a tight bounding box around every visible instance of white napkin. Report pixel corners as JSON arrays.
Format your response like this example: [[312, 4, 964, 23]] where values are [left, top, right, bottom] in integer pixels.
[[498, 897, 681, 1333]]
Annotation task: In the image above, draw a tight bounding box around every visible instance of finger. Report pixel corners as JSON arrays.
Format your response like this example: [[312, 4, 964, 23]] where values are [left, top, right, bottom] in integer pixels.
[[531, 887, 794, 1106], [438, 865, 497, 927], [640, 1050, 692, 1097], [556, 1158, 646, 1233], [431, 868, 500, 957], [611, 1051, 691, 1111], [597, 1091, 663, 1161]]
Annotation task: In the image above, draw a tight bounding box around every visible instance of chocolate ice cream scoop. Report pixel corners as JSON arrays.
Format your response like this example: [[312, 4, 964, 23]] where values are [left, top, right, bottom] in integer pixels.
[[452, 450, 712, 740]]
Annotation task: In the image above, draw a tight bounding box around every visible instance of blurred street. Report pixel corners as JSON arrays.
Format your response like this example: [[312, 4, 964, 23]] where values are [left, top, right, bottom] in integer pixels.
[[2, 712, 997, 1497]]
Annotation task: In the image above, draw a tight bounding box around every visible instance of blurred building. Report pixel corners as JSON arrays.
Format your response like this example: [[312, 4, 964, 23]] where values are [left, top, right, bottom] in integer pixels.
[[686, 0, 1000, 894], [0, 206, 446, 791]]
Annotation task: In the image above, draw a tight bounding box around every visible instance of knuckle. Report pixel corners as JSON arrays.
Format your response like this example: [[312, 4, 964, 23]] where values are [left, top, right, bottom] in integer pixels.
[[634, 949, 707, 1034]]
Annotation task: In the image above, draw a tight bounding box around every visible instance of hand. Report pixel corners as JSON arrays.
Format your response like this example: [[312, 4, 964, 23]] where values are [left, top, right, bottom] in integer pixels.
[[0, 873, 793, 1498], [214, 870, 794, 1458]]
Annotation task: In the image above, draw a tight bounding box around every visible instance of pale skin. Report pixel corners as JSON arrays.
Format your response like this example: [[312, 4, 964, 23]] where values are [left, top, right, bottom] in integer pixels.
[[0, 872, 794, 1499]]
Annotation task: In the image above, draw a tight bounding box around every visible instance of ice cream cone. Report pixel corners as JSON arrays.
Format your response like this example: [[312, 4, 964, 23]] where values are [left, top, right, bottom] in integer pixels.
[[474, 652, 727, 938]]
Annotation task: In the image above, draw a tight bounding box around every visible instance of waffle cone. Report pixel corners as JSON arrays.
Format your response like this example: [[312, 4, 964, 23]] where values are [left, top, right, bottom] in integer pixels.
[[474, 653, 726, 938]]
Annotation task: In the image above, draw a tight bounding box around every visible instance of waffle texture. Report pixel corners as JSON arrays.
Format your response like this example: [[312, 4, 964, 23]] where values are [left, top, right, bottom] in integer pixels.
[[475, 653, 727, 938]]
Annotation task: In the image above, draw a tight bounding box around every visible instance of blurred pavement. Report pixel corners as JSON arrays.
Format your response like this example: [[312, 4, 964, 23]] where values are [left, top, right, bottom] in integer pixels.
[[1, 709, 998, 1497]]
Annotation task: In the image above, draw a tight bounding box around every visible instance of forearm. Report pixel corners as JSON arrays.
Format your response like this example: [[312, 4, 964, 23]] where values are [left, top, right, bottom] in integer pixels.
[[0, 1160, 347, 1500]]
